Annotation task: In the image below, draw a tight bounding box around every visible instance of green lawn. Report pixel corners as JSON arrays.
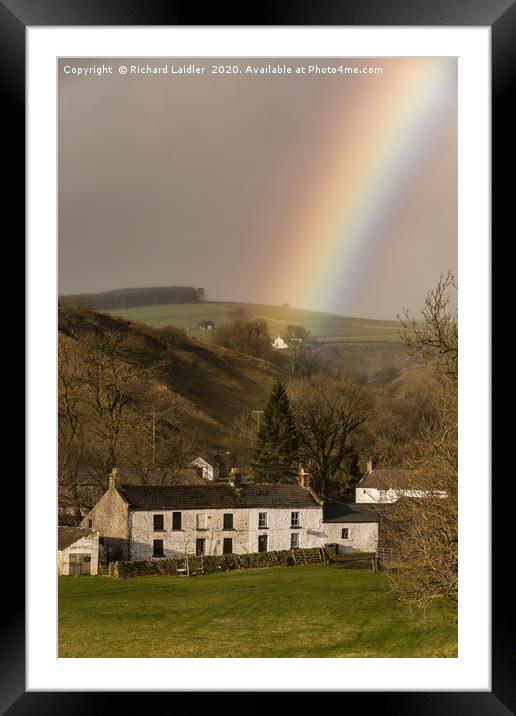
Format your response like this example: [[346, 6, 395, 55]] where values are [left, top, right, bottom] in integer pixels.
[[106, 301, 401, 342], [59, 566, 456, 658]]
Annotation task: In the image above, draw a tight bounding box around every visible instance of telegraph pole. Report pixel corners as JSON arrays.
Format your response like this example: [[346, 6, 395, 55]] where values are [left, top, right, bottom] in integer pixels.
[[152, 410, 156, 465], [252, 410, 264, 429]]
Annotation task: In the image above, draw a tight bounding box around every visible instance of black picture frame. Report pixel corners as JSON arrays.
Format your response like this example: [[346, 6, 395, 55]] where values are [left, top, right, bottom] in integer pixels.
[[6, 0, 508, 711]]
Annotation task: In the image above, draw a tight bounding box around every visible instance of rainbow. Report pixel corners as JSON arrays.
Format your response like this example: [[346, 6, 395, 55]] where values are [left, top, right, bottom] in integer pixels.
[[269, 59, 457, 315]]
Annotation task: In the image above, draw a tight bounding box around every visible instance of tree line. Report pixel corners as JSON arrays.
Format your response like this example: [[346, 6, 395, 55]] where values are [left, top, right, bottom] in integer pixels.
[[59, 285, 206, 310]]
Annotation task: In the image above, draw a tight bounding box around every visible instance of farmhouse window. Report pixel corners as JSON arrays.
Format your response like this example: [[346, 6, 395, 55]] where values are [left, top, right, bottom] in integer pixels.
[[341, 528, 350, 539], [223, 538, 233, 554], [88, 519, 93, 528], [196, 538, 206, 556], [291, 512, 300, 528], [153, 514, 164, 531], [258, 512, 267, 528], [172, 511, 182, 530], [223, 513, 234, 530], [291, 533, 299, 548], [197, 514, 208, 530], [153, 539, 164, 557]]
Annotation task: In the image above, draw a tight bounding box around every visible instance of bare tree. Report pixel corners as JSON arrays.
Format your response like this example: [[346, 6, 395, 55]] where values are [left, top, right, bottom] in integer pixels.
[[289, 375, 371, 499], [282, 324, 317, 378], [80, 333, 152, 473], [225, 412, 260, 473], [385, 275, 458, 611], [399, 271, 458, 380], [383, 382, 458, 610], [213, 317, 272, 359], [58, 329, 201, 520]]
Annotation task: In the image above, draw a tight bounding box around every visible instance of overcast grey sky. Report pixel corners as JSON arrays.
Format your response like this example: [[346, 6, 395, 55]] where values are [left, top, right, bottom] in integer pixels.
[[58, 58, 457, 319]]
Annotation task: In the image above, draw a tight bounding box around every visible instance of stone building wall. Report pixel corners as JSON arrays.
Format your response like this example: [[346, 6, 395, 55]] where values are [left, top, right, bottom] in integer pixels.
[[320, 522, 378, 553], [129, 507, 251, 559], [129, 506, 328, 558], [80, 485, 129, 560]]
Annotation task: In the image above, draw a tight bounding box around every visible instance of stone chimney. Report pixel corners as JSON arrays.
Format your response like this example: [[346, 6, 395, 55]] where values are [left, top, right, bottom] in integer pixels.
[[228, 467, 242, 486], [366, 456, 375, 474], [108, 467, 118, 491], [298, 465, 311, 489]]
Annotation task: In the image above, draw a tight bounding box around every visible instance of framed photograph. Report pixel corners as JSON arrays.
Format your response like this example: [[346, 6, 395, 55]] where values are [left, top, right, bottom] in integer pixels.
[[6, 0, 509, 709]]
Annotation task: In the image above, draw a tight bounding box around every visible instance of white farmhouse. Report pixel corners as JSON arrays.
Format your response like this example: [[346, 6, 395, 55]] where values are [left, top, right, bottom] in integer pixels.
[[58, 526, 99, 575], [112, 481, 325, 559], [82, 468, 381, 560]]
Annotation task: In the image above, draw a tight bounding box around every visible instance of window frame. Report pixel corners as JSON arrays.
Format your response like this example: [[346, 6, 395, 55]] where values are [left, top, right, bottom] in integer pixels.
[[196, 513, 208, 530], [290, 511, 300, 528], [223, 513, 234, 530], [153, 513, 165, 532], [258, 512, 268, 529], [290, 532, 300, 548], [153, 539, 164, 557], [222, 537, 233, 554], [341, 528, 350, 540], [172, 511, 182, 531]]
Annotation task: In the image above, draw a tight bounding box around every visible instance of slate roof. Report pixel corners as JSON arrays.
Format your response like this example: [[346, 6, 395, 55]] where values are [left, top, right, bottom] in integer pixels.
[[58, 526, 97, 550], [118, 483, 320, 510], [356, 469, 417, 490], [111, 467, 207, 486], [322, 503, 379, 524]]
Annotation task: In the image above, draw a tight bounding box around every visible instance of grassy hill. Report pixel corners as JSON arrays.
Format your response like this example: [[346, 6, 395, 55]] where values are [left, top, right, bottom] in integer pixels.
[[105, 301, 401, 342], [59, 306, 281, 447]]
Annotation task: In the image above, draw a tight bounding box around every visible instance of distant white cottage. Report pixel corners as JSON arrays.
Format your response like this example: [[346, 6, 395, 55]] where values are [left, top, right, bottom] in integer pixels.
[[272, 336, 289, 350], [190, 455, 221, 481]]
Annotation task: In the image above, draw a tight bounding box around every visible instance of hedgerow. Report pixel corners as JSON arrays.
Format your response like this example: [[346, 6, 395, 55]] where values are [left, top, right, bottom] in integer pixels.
[[114, 547, 336, 579]]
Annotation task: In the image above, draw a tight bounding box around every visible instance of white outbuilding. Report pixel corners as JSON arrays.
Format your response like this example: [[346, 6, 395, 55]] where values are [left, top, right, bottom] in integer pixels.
[[58, 526, 99, 576]]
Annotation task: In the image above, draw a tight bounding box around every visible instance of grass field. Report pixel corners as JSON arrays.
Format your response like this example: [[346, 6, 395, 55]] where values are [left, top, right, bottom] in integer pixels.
[[58, 566, 456, 658], [106, 301, 401, 342]]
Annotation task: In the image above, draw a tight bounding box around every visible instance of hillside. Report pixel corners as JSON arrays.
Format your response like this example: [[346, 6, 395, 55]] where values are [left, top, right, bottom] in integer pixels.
[[58, 306, 281, 448], [104, 301, 401, 342]]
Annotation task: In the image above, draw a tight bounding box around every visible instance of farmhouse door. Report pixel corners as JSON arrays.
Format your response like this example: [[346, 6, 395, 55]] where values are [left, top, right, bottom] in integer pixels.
[[68, 554, 81, 576], [258, 535, 268, 553], [68, 553, 91, 576]]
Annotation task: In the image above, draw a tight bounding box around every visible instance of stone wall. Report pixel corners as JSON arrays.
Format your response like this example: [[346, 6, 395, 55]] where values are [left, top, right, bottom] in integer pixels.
[[115, 546, 335, 579]]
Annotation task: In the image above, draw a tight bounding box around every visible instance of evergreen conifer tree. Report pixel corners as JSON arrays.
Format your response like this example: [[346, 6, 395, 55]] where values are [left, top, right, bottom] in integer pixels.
[[252, 382, 299, 483]]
